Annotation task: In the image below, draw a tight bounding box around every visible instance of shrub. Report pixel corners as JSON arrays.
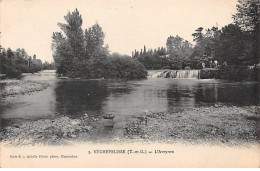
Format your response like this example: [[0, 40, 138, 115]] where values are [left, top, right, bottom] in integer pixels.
[[66, 60, 91, 78], [4, 65, 22, 78], [104, 56, 147, 79], [64, 55, 147, 79], [218, 65, 256, 81], [200, 69, 219, 79]]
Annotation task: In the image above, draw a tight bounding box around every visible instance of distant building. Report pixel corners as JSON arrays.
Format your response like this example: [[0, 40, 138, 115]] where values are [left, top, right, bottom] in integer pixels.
[[32, 54, 42, 66]]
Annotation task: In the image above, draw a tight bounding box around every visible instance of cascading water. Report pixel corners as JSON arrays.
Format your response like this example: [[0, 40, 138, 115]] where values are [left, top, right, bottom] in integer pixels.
[[151, 70, 200, 79]]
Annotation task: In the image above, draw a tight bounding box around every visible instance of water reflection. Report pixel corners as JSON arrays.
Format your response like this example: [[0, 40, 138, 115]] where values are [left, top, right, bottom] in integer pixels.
[[0, 84, 57, 127], [0, 71, 259, 128], [166, 80, 197, 111], [194, 81, 259, 106], [55, 80, 109, 117], [102, 79, 169, 115]]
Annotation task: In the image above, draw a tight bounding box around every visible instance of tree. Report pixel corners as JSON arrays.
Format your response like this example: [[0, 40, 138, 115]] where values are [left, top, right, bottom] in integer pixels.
[[58, 8, 85, 61], [85, 23, 107, 58], [233, 0, 260, 32], [143, 45, 146, 54], [52, 9, 147, 79], [6, 48, 14, 65], [52, 32, 73, 75], [192, 27, 204, 42], [0, 47, 6, 74], [233, 0, 260, 64], [215, 24, 254, 65], [0, 46, 41, 76], [42, 61, 56, 70], [166, 35, 193, 69], [14, 48, 26, 65], [191, 26, 221, 68], [52, 9, 90, 75], [154, 48, 157, 54]]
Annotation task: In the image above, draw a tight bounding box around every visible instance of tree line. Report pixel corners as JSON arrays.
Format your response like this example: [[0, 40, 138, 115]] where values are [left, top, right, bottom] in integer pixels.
[[132, 35, 193, 70], [133, 0, 259, 73], [0, 43, 56, 77], [2, 0, 258, 80], [0, 46, 43, 77]]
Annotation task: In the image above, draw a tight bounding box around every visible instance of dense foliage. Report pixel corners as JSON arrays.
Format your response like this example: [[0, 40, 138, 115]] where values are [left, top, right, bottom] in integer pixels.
[[192, 0, 259, 68], [191, 24, 257, 67], [206, 0, 259, 81], [52, 9, 147, 79], [166, 35, 193, 69], [0, 47, 42, 77], [42, 61, 56, 70], [218, 65, 257, 81], [105, 53, 147, 79], [133, 0, 259, 75], [133, 36, 193, 70], [132, 46, 169, 70], [233, 0, 260, 66]]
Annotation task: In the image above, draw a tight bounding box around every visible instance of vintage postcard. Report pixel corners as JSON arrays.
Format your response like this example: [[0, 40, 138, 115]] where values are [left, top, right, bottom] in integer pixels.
[[0, 0, 259, 168]]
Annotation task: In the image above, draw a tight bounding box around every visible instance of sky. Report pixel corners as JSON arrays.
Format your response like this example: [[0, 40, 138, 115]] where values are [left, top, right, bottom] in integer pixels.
[[1, 0, 238, 62]]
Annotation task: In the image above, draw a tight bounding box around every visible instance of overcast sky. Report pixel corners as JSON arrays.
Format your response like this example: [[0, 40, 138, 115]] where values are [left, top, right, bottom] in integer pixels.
[[1, 0, 238, 62]]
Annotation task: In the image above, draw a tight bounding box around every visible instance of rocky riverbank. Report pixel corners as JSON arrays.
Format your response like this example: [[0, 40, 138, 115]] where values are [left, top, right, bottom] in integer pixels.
[[124, 105, 260, 145], [0, 79, 51, 98], [0, 115, 94, 146], [1, 105, 259, 146]]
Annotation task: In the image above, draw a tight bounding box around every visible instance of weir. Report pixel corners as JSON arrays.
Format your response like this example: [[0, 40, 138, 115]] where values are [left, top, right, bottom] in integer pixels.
[[151, 70, 200, 79]]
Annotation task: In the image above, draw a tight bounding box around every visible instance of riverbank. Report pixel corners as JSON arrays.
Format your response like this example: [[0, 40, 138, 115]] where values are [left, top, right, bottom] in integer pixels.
[[124, 105, 260, 145], [0, 79, 51, 98], [1, 105, 259, 146], [0, 115, 94, 146]]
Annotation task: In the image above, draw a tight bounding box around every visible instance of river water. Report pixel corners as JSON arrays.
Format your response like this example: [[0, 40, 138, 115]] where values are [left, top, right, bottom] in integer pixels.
[[0, 70, 259, 128]]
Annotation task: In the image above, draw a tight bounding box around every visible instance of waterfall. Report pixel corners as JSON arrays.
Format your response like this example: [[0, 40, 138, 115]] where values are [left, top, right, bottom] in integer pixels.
[[154, 70, 200, 79], [150, 71, 164, 78]]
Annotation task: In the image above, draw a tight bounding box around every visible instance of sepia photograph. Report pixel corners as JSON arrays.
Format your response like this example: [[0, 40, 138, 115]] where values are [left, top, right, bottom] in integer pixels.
[[0, 0, 259, 168]]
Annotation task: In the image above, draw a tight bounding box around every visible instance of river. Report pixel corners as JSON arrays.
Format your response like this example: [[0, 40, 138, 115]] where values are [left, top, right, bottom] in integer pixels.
[[0, 70, 259, 128]]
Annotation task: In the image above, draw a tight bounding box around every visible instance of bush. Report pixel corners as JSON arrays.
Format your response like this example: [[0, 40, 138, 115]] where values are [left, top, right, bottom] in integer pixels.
[[16, 65, 30, 73], [104, 56, 147, 79], [28, 64, 42, 73], [1, 63, 42, 78], [200, 69, 219, 79], [4, 65, 22, 78], [63, 55, 147, 79], [218, 65, 256, 81], [66, 60, 91, 78]]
